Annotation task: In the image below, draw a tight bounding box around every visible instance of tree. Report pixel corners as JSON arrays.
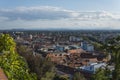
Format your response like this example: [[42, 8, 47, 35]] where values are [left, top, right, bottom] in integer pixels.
[[17, 44, 56, 80], [112, 49, 120, 80], [98, 36, 120, 80], [92, 68, 111, 80], [41, 72, 55, 80], [0, 34, 15, 53], [53, 75, 69, 80], [90, 36, 120, 80], [73, 72, 86, 80], [0, 34, 37, 80]]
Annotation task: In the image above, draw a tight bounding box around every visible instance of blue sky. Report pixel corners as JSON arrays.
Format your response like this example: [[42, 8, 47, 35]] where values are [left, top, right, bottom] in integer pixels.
[[0, 0, 120, 29], [0, 0, 119, 12]]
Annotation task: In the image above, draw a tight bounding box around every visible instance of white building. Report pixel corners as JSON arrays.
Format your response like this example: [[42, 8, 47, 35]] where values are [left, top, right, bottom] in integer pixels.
[[30, 34, 33, 39], [81, 42, 94, 52], [86, 44, 94, 52], [79, 62, 107, 74]]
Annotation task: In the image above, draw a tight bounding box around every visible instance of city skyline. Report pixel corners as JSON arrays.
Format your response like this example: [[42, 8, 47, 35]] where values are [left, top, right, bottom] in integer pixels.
[[0, 0, 120, 30]]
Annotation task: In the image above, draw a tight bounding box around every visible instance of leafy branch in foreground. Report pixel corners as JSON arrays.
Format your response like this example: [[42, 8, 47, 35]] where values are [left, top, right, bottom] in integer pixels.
[[0, 34, 37, 80]]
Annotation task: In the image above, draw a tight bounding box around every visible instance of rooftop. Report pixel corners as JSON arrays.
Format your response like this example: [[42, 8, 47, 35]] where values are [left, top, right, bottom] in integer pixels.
[[0, 68, 8, 80]]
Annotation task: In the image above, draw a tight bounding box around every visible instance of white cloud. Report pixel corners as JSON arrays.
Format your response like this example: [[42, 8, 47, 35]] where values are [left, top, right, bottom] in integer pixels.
[[0, 6, 120, 29], [0, 6, 75, 20]]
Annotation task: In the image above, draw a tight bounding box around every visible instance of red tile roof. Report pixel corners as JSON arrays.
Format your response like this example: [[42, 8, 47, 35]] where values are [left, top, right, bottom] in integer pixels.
[[68, 49, 85, 54], [0, 68, 8, 80]]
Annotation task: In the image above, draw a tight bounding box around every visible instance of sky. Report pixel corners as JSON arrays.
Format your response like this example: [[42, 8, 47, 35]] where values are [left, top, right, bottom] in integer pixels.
[[0, 0, 120, 30]]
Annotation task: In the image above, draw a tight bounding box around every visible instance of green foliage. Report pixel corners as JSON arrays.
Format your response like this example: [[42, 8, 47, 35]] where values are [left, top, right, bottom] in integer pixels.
[[53, 75, 69, 80], [112, 50, 120, 80], [0, 34, 15, 52], [17, 45, 55, 80], [0, 34, 37, 80], [92, 68, 111, 80], [105, 36, 120, 80], [41, 72, 55, 80], [95, 36, 120, 80], [73, 72, 86, 80]]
